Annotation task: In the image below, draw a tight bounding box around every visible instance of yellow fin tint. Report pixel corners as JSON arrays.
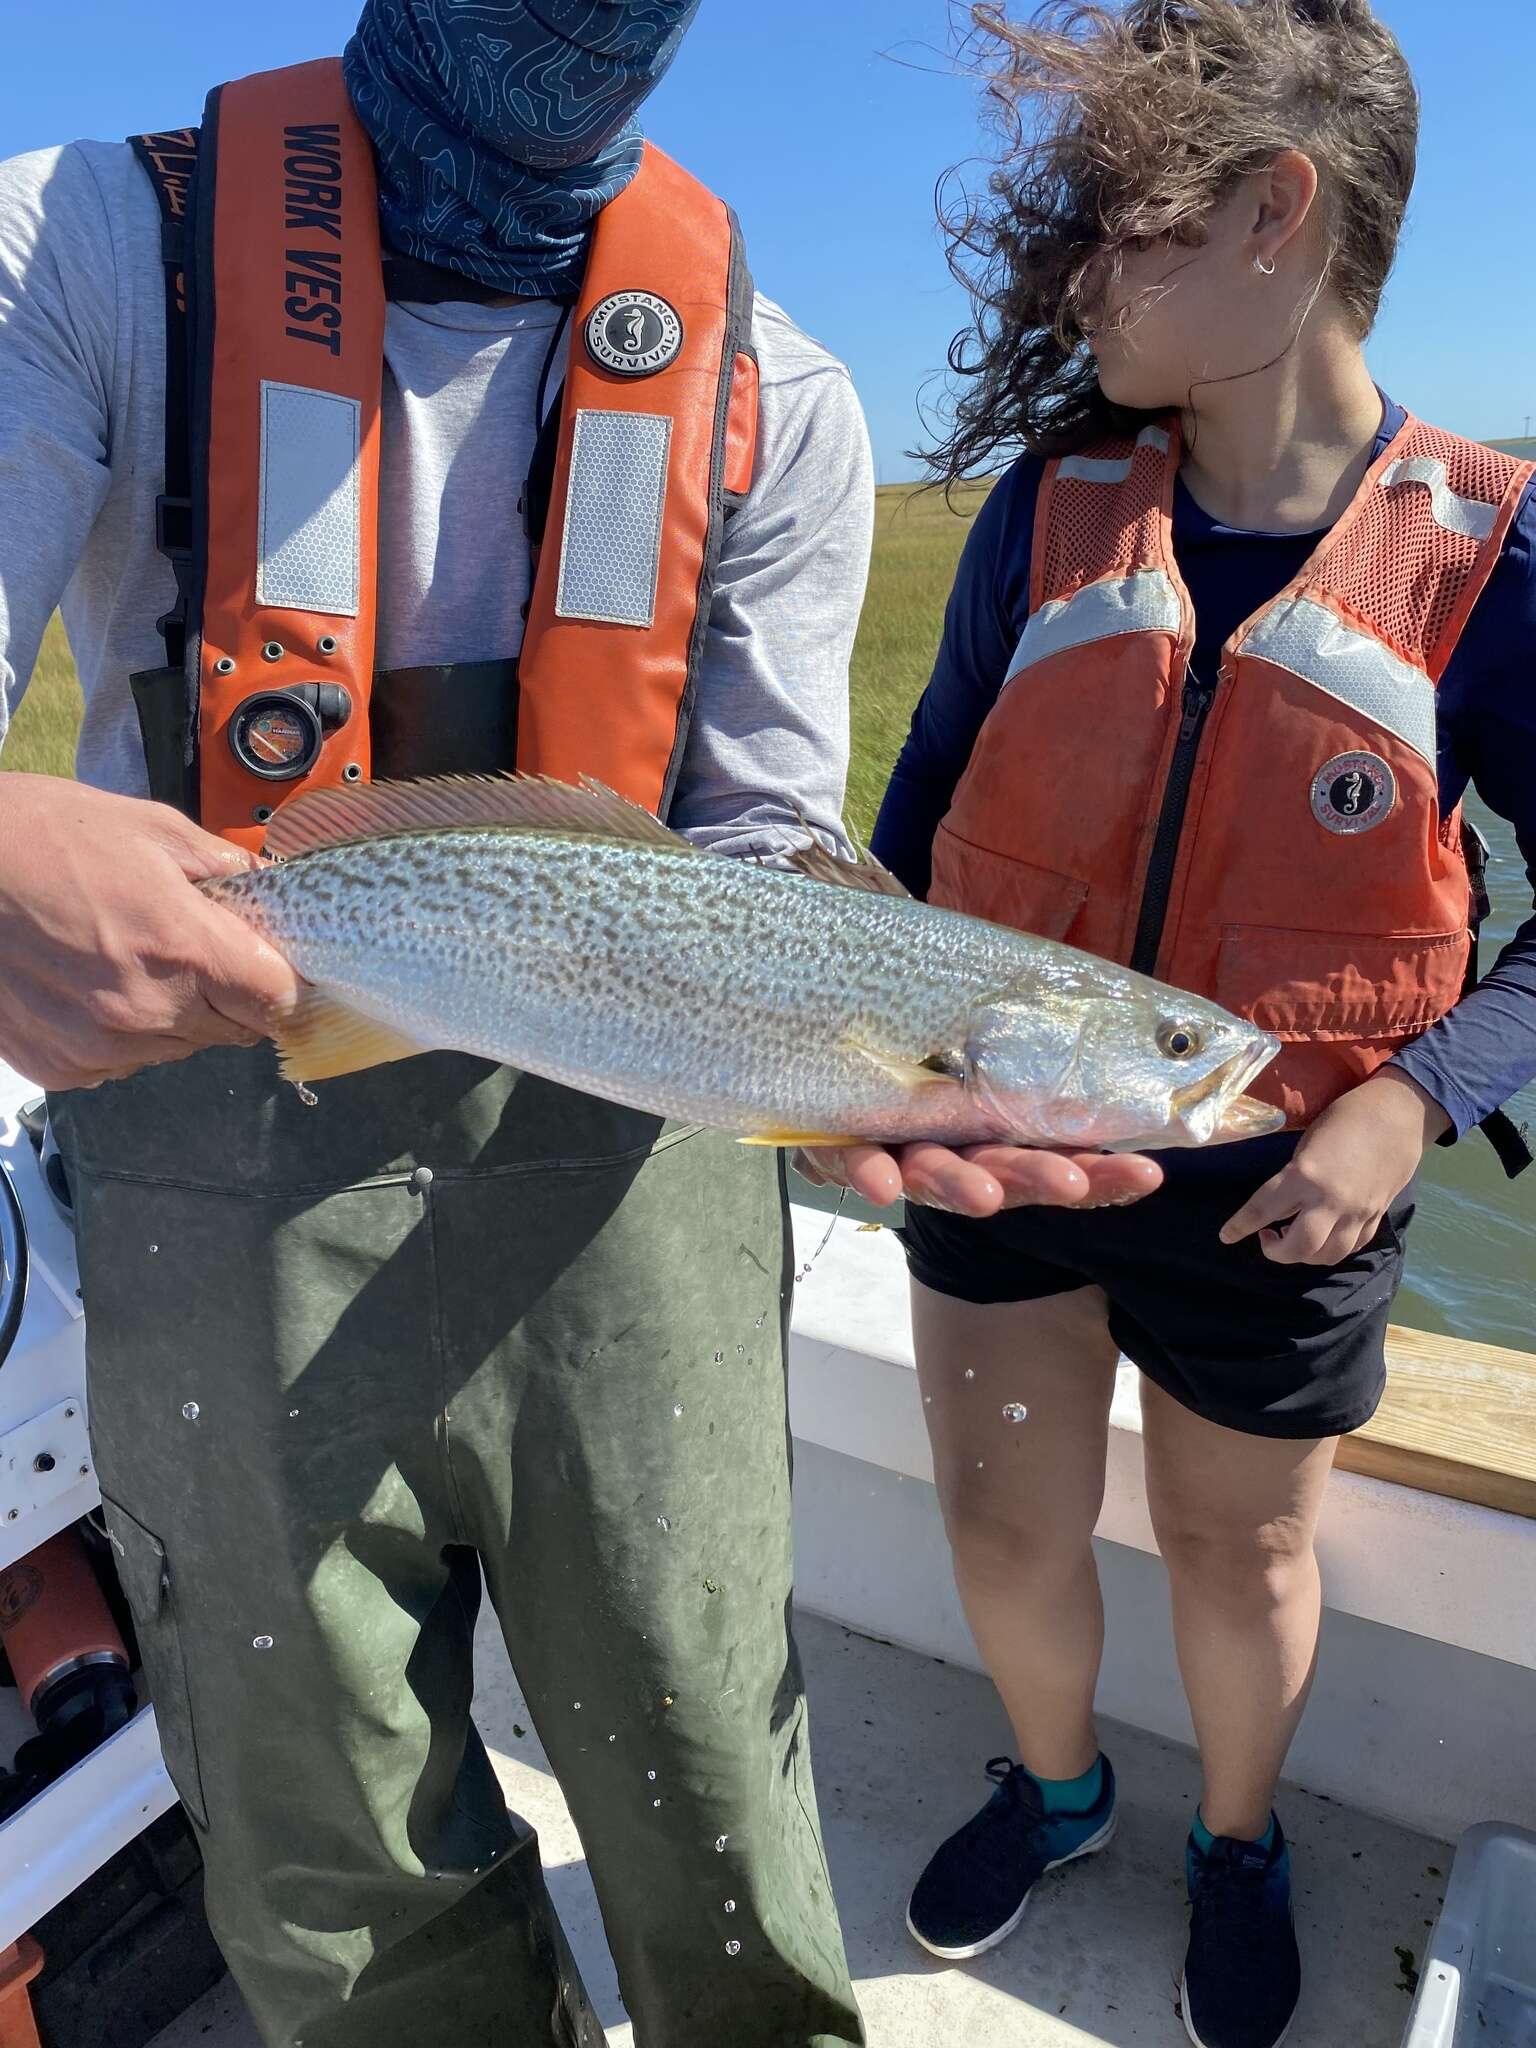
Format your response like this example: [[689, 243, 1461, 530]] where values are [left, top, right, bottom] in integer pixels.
[[842, 1042, 964, 1091], [274, 988, 429, 1085], [736, 1130, 860, 1148], [264, 772, 692, 862]]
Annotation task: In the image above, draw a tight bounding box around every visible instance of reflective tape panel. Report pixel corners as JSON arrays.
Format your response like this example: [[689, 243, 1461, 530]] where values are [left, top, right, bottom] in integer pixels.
[[257, 381, 361, 616], [1006, 569, 1183, 680], [1056, 424, 1171, 484], [1381, 456, 1498, 542], [1242, 596, 1437, 763], [556, 409, 672, 628]]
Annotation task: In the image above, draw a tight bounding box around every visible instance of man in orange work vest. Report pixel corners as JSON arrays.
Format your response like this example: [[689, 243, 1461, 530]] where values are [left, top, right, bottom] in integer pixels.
[[0, 5, 874, 2041]]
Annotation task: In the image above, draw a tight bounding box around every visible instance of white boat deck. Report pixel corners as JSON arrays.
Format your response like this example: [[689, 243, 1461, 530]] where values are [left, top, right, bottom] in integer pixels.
[[150, 1609, 1447, 2048]]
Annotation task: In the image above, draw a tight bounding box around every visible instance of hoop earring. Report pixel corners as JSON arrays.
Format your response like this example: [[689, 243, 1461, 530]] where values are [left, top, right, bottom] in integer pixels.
[[1254, 255, 1277, 277]]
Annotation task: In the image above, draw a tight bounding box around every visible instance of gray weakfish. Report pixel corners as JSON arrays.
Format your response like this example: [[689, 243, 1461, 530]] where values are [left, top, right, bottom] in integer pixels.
[[203, 775, 1285, 1152]]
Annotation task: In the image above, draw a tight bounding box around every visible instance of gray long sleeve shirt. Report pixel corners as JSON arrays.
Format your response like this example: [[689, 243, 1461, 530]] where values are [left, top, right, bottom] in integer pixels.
[[0, 139, 874, 859]]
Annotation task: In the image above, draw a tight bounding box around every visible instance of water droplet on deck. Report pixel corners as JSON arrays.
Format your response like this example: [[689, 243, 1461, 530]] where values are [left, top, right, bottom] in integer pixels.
[[148, 1243, 159, 1254], [672, 1403, 685, 1419], [715, 1835, 729, 1853], [647, 1770, 657, 1782], [924, 1396, 932, 1405], [724, 1899, 737, 1914], [976, 1461, 985, 1470], [573, 1701, 582, 1711], [297, 1084, 318, 1108], [656, 1516, 671, 1532], [181, 1402, 200, 1422], [1002, 1403, 1029, 1423], [608, 1734, 617, 1743], [713, 1350, 724, 1363], [735, 1343, 745, 1355], [652, 1798, 662, 1809], [725, 1939, 741, 1957], [755, 1312, 767, 1328], [288, 1408, 299, 1418], [964, 1368, 975, 1380], [252, 1634, 274, 1650]]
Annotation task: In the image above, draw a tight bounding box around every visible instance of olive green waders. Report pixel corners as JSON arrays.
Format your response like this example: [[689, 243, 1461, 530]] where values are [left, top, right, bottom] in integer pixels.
[[50, 1049, 863, 2048]]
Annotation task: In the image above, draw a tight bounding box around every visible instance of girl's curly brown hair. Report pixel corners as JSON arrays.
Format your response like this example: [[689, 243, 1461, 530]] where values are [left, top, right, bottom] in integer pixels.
[[927, 0, 1418, 478]]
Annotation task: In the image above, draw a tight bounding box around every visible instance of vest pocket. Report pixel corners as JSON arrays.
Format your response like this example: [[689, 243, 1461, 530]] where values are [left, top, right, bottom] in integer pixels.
[[101, 1498, 210, 1830], [929, 826, 1089, 943], [1215, 925, 1470, 1042]]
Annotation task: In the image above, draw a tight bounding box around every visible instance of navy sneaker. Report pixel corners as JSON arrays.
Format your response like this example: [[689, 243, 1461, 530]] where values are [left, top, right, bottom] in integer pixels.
[[1182, 1816, 1302, 2048], [906, 1754, 1118, 1960]]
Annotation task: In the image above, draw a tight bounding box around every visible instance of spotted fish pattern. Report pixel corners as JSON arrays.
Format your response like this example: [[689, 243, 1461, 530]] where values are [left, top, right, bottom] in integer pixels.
[[207, 794, 1283, 1151]]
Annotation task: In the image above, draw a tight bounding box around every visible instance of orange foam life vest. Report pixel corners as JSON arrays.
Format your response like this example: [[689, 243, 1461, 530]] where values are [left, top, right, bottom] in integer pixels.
[[130, 60, 758, 853], [930, 414, 1535, 1134]]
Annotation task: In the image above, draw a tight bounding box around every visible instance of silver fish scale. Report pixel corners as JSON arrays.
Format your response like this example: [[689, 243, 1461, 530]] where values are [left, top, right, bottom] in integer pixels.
[[219, 831, 1068, 1137], [212, 828, 1256, 1144]]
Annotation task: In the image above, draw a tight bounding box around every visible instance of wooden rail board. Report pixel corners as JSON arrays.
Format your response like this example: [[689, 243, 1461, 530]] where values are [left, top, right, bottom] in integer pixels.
[[1337, 1323, 1536, 1519]]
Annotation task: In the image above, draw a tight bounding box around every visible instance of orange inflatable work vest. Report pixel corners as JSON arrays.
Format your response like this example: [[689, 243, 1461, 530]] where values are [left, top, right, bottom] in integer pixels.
[[128, 60, 758, 853], [930, 414, 1535, 1142]]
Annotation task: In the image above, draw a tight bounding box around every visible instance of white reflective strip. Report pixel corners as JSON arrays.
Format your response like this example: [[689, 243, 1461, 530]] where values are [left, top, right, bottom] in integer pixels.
[[556, 409, 671, 628], [1242, 595, 1436, 764], [256, 381, 360, 616], [1005, 569, 1183, 680], [1056, 424, 1171, 484], [1381, 456, 1498, 543]]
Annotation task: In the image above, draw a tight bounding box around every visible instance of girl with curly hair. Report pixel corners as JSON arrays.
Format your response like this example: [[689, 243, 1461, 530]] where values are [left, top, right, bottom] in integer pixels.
[[801, 4, 1536, 2040]]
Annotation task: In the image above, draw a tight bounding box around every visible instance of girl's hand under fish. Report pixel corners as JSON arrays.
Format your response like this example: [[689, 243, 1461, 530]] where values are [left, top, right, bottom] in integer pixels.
[[792, 1141, 1164, 1217]]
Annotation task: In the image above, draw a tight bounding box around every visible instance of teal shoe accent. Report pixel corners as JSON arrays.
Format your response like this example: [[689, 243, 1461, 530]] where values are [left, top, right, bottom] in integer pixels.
[[1036, 1756, 1107, 1818]]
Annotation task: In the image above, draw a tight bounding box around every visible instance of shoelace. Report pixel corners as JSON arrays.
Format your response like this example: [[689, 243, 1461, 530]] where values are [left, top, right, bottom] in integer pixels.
[[960, 1759, 1048, 1890]]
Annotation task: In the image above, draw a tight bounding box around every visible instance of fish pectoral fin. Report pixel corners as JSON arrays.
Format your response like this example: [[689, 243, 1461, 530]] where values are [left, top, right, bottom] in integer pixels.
[[274, 989, 429, 1085], [737, 1129, 861, 1148], [783, 834, 912, 899], [264, 772, 693, 862], [842, 1041, 964, 1090]]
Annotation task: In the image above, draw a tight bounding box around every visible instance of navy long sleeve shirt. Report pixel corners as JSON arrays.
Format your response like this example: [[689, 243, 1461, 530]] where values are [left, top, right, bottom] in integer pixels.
[[871, 398, 1536, 1154]]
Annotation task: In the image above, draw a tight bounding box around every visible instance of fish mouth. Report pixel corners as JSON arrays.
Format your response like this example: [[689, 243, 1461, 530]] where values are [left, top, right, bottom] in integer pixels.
[[1171, 1038, 1285, 1145]]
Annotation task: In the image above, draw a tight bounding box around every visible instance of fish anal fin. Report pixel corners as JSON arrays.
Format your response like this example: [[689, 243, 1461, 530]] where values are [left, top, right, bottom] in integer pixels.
[[274, 988, 429, 1085], [784, 834, 912, 900], [264, 773, 694, 862]]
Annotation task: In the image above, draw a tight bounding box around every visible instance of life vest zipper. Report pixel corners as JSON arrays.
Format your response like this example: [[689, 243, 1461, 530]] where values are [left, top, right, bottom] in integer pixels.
[[1129, 666, 1218, 976]]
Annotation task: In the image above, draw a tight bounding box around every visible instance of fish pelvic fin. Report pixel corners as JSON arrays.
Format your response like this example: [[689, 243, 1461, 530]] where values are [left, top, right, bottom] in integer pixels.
[[782, 833, 912, 899], [737, 1129, 861, 1148], [263, 772, 696, 862], [274, 988, 429, 1085], [843, 1041, 965, 1091]]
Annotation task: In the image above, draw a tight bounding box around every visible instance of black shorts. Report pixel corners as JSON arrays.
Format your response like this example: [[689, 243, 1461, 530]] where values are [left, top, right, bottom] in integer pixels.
[[897, 1162, 1415, 1440]]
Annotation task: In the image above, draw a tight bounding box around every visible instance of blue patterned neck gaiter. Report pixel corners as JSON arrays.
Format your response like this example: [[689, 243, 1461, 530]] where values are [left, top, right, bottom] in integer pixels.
[[344, 0, 702, 299]]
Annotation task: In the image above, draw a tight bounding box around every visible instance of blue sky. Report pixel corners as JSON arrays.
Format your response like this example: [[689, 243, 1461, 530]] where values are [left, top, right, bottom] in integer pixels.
[[2, 0, 1531, 479]]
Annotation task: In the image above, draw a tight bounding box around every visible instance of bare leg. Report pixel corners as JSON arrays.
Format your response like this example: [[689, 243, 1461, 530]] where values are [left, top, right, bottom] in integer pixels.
[[1140, 1378, 1338, 1840], [912, 1279, 1121, 1780]]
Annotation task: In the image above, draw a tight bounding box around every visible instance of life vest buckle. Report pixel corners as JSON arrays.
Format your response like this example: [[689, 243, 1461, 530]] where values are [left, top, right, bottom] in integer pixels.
[[153, 494, 193, 561]]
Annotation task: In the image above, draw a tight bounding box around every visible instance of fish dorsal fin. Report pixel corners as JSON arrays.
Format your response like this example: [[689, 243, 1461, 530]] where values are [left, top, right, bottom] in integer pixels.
[[782, 834, 912, 900], [274, 989, 429, 1085], [264, 773, 694, 862]]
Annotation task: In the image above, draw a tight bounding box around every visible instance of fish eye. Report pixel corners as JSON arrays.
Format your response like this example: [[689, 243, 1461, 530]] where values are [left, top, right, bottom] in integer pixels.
[[1157, 1021, 1203, 1060]]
